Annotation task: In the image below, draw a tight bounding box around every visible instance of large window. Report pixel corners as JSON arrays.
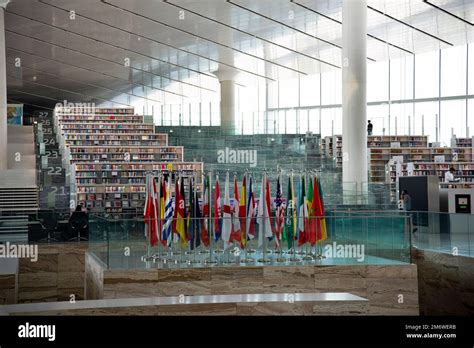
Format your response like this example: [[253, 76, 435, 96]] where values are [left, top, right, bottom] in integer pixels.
[[440, 100, 466, 144], [414, 101, 438, 143], [390, 56, 413, 101], [415, 50, 439, 99], [299, 75, 320, 107], [321, 70, 341, 105], [441, 45, 467, 97], [367, 61, 389, 102]]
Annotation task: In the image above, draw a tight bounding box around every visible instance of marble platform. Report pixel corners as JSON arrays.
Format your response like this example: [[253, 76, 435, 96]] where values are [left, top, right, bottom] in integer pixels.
[[1, 292, 368, 316], [413, 248, 474, 315], [86, 251, 419, 315], [0, 258, 18, 304]]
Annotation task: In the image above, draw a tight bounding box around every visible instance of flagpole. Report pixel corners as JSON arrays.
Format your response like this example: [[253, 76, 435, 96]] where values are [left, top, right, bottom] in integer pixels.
[[258, 170, 271, 263], [205, 170, 217, 264], [289, 170, 300, 262], [242, 171, 254, 263], [276, 169, 286, 263]]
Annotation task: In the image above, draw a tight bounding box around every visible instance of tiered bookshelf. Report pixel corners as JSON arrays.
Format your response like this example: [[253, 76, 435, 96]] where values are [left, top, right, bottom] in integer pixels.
[[68, 146, 184, 162], [388, 162, 474, 200], [54, 106, 203, 213], [324, 136, 333, 157], [62, 133, 168, 147], [333, 135, 342, 168], [367, 135, 428, 148], [450, 136, 474, 148], [370, 147, 474, 183], [74, 162, 203, 211]]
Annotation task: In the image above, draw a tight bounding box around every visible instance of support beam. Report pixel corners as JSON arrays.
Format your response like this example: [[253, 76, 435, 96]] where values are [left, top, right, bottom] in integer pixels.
[[0, 0, 9, 171], [342, 0, 368, 202]]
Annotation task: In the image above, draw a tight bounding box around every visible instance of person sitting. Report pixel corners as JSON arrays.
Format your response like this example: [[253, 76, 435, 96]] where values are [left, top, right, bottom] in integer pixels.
[[68, 205, 89, 241]]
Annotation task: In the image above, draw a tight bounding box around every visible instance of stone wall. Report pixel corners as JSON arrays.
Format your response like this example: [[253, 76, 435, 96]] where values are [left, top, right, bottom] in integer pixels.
[[0, 259, 18, 304], [18, 243, 88, 303], [413, 248, 474, 315], [86, 253, 419, 315]]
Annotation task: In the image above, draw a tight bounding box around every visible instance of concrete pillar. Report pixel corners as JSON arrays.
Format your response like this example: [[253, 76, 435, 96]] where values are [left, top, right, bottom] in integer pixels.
[[0, 0, 9, 171], [342, 0, 368, 201], [215, 69, 238, 135]]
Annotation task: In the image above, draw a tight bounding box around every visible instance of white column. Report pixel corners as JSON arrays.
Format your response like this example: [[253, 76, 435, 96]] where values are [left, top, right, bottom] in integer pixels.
[[342, 0, 368, 200], [0, 0, 9, 171], [215, 69, 238, 135]]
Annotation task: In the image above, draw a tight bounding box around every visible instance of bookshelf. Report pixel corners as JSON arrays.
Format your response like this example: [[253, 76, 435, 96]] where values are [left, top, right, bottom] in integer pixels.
[[370, 147, 474, 183], [324, 136, 333, 157], [73, 162, 203, 211], [367, 135, 428, 148], [320, 138, 326, 155], [54, 106, 203, 214], [333, 134, 342, 168], [450, 136, 474, 148], [388, 162, 474, 200]]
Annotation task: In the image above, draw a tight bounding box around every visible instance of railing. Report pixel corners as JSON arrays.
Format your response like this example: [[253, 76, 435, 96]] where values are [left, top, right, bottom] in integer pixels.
[[88, 213, 411, 269]]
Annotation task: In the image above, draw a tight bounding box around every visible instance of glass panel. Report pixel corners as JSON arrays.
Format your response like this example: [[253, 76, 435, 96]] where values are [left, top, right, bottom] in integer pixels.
[[415, 50, 440, 99], [368, 61, 389, 102], [300, 74, 320, 107], [440, 100, 467, 144], [367, 104, 389, 135], [279, 77, 299, 108], [321, 70, 341, 105], [390, 55, 414, 101], [441, 45, 467, 97]]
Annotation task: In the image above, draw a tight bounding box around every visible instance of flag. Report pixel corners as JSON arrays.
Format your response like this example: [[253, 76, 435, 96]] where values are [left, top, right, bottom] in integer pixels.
[[246, 176, 256, 240], [188, 178, 201, 250], [172, 177, 179, 235], [221, 172, 232, 249], [230, 176, 241, 244], [239, 175, 247, 248], [152, 177, 160, 244], [316, 176, 328, 242], [201, 175, 210, 247], [297, 175, 308, 246], [258, 175, 274, 247], [144, 175, 158, 246], [176, 177, 187, 248], [162, 178, 173, 246], [187, 178, 194, 242], [159, 178, 166, 246], [214, 175, 221, 241], [283, 175, 296, 249], [274, 174, 284, 248], [307, 176, 317, 246]]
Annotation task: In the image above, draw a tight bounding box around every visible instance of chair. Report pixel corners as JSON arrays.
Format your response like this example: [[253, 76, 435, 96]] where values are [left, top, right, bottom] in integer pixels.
[[68, 212, 89, 241]]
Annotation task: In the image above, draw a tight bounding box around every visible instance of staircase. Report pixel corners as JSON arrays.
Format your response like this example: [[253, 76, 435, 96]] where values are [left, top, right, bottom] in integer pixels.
[[37, 111, 70, 213], [0, 215, 29, 243]]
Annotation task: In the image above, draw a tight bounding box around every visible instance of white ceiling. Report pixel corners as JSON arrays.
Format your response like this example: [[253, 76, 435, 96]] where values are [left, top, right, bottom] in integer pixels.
[[5, 0, 474, 109]]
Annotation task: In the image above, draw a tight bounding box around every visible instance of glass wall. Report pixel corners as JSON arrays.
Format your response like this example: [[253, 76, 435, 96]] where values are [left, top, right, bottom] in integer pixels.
[[109, 44, 473, 142]]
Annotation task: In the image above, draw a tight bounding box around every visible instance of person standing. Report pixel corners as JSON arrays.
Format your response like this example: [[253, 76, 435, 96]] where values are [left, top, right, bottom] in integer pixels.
[[367, 120, 373, 136], [400, 190, 417, 233], [444, 167, 459, 183]]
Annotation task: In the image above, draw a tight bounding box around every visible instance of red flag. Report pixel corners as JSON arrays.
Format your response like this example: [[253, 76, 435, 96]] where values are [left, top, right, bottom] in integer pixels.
[[144, 175, 158, 246], [214, 176, 221, 240], [172, 178, 179, 235], [239, 176, 247, 248], [230, 176, 241, 243]]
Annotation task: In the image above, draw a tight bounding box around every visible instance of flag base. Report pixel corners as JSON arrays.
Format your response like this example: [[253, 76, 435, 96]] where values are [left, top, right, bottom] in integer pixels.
[[184, 251, 194, 255], [302, 255, 314, 261], [257, 258, 272, 263], [247, 249, 257, 254], [288, 256, 301, 262], [199, 250, 210, 254], [141, 255, 155, 262], [214, 249, 224, 254], [273, 249, 283, 254], [276, 257, 286, 262], [241, 257, 255, 263], [203, 259, 218, 264]]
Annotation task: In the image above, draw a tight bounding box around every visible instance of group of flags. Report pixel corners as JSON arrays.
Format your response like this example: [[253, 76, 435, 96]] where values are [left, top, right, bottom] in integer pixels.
[[144, 172, 327, 250]]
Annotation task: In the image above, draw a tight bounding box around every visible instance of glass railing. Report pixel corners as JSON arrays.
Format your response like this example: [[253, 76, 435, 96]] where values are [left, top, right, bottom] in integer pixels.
[[329, 210, 474, 257], [88, 213, 412, 270]]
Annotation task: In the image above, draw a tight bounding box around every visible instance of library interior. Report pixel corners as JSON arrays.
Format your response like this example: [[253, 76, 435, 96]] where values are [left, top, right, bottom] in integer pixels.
[[0, 0, 473, 319]]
